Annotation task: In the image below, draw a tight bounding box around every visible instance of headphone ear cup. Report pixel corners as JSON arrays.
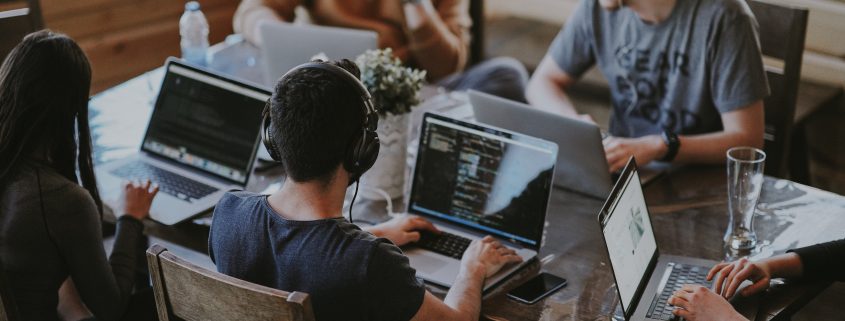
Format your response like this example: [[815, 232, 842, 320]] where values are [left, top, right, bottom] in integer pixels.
[[357, 130, 380, 173], [261, 114, 283, 162], [344, 129, 379, 180]]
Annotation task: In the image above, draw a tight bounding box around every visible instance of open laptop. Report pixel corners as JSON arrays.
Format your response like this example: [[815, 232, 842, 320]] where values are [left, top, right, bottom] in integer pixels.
[[597, 157, 719, 321], [469, 90, 665, 199], [404, 112, 557, 291], [96, 58, 270, 225], [259, 21, 377, 87]]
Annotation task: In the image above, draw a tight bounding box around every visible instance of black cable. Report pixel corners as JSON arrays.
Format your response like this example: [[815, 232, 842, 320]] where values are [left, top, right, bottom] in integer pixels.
[[348, 180, 360, 224]]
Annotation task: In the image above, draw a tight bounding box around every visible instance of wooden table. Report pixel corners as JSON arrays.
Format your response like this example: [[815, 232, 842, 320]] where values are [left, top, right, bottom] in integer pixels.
[[91, 46, 845, 321]]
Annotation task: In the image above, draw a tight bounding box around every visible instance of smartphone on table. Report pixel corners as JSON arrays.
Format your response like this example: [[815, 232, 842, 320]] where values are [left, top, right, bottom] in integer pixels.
[[507, 272, 567, 304]]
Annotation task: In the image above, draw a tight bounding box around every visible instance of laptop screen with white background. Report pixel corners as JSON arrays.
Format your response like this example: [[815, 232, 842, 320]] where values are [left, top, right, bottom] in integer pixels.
[[408, 113, 557, 250], [601, 169, 658, 314]]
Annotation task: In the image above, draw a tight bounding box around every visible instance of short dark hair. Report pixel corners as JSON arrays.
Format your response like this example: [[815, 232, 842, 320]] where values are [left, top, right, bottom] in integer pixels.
[[269, 59, 365, 184]]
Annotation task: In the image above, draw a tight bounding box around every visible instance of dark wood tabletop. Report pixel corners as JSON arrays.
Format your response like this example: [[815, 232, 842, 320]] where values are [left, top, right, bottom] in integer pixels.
[[91, 45, 845, 321]]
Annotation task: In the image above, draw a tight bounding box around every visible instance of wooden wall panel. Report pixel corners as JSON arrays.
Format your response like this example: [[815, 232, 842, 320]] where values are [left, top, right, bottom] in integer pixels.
[[40, 0, 240, 94]]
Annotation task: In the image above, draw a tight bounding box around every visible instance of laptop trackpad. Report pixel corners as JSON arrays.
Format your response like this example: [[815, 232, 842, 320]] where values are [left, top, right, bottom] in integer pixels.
[[408, 251, 451, 272]]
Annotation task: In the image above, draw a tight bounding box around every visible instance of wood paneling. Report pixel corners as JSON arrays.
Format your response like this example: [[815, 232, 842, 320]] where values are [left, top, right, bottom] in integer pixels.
[[40, 0, 239, 93]]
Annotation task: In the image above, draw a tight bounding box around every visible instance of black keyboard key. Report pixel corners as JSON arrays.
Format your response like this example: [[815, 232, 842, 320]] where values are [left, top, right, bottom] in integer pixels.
[[417, 231, 472, 259], [111, 161, 218, 202]]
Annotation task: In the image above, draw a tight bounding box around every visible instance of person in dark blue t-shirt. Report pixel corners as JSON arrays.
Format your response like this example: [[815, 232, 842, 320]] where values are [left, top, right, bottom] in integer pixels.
[[208, 59, 522, 321]]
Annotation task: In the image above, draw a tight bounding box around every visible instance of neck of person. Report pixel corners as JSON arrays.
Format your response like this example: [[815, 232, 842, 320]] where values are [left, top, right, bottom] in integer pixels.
[[626, 0, 677, 24], [267, 166, 350, 221]]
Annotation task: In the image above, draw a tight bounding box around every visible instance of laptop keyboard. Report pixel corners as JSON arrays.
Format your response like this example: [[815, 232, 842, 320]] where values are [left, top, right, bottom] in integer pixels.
[[110, 161, 218, 202], [646, 263, 712, 321], [417, 231, 472, 259]]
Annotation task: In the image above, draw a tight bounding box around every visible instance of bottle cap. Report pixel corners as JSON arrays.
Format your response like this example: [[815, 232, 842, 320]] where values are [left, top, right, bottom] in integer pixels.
[[185, 1, 200, 11]]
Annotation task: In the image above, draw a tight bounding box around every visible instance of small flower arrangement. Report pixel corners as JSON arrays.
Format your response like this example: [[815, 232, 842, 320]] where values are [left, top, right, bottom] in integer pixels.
[[356, 48, 426, 116]]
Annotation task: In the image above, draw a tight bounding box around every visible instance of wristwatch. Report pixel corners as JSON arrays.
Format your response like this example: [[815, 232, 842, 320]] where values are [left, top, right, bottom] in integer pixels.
[[660, 131, 680, 162]]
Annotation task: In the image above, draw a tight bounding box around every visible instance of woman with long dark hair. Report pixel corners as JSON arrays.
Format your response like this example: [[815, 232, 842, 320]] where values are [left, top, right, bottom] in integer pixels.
[[0, 30, 158, 320]]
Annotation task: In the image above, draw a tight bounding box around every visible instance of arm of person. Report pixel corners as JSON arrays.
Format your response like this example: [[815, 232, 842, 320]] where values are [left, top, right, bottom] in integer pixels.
[[51, 182, 143, 320], [525, 0, 596, 121], [604, 100, 764, 172], [363, 214, 440, 246], [402, 0, 470, 80], [525, 55, 582, 118], [789, 238, 845, 282], [410, 236, 522, 321], [233, 0, 300, 45]]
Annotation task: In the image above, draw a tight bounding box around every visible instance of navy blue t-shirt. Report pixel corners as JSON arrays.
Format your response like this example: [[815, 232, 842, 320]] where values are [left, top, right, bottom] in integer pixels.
[[208, 192, 426, 321]]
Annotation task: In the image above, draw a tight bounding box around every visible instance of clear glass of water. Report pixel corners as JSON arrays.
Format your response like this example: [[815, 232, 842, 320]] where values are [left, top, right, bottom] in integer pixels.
[[725, 147, 766, 251]]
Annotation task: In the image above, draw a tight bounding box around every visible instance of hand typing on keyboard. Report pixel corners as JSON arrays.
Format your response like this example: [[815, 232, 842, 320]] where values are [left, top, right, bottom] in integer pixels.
[[668, 285, 747, 321], [116, 179, 159, 221], [461, 236, 523, 279], [364, 214, 440, 247]]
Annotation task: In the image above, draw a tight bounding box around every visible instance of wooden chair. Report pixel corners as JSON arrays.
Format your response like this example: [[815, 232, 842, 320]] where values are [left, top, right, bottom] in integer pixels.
[[146, 245, 316, 321], [468, 0, 485, 66], [0, 0, 44, 61], [747, 0, 808, 178]]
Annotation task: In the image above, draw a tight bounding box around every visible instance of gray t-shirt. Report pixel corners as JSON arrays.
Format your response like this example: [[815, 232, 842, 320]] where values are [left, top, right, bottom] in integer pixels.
[[550, 0, 769, 137]]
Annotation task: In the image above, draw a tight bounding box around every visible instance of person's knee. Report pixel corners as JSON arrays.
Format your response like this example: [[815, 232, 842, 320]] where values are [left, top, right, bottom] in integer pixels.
[[476, 57, 529, 83]]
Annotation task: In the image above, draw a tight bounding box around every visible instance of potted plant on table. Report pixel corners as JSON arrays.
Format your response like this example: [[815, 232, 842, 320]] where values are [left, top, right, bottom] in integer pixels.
[[356, 48, 426, 200]]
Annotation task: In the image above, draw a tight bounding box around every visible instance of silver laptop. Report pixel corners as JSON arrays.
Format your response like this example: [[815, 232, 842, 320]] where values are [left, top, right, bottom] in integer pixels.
[[470, 90, 611, 198], [469, 90, 665, 199], [598, 157, 718, 321], [404, 113, 557, 291], [259, 21, 377, 87], [96, 58, 270, 225]]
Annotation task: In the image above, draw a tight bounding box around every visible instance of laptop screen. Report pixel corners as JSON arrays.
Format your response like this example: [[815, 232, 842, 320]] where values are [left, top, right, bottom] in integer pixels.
[[141, 61, 270, 185], [408, 113, 557, 249], [600, 163, 658, 315]]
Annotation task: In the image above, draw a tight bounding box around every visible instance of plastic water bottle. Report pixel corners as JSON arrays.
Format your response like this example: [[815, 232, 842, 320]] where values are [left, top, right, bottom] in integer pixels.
[[179, 1, 209, 66]]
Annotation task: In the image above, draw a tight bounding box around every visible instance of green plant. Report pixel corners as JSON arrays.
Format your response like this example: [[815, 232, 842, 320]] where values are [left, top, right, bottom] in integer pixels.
[[356, 48, 426, 116]]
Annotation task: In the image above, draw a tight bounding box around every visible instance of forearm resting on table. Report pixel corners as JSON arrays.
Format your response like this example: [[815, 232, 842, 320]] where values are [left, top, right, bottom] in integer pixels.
[[412, 266, 484, 321], [526, 56, 580, 118]]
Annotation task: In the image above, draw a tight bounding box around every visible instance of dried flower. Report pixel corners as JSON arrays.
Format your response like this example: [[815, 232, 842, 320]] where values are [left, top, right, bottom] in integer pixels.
[[356, 48, 426, 116]]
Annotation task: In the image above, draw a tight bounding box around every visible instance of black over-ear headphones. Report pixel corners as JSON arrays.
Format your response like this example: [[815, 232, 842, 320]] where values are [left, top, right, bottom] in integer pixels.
[[261, 61, 380, 183]]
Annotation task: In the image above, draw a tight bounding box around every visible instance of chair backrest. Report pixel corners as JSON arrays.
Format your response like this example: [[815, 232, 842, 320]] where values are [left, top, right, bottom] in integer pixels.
[[0, 0, 43, 62], [747, 0, 808, 178], [468, 0, 484, 66], [146, 245, 316, 321]]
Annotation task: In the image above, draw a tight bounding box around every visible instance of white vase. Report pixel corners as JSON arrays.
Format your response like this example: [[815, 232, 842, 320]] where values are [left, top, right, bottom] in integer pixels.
[[359, 112, 410, 200]]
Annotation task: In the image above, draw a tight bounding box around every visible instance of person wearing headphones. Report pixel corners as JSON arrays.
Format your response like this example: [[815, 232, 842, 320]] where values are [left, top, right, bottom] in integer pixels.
[[526, 0, 768, 172], [208, 59, 522, 321], [667, 239, 845, 320], [0, 31, 159, 321], [233, 0, 529, 102]]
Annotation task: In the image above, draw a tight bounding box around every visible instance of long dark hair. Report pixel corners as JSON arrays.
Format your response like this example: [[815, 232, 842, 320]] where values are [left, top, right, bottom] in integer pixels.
[[0, 30, 102, 214]]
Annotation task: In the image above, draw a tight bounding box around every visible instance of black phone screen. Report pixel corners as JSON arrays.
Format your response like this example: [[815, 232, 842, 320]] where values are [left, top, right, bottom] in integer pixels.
[[507, 272, 567, 304]]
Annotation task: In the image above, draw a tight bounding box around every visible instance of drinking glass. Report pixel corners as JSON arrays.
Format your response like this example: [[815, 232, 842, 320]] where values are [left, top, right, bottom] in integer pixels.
[[725, 147, 766, 251]]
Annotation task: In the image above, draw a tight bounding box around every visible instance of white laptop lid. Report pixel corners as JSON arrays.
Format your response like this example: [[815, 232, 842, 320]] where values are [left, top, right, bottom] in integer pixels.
[[141, 58, 271, 186], [407, 113, 558, 251], [259, 21, 378, 86], [469, 90, 613, 198]]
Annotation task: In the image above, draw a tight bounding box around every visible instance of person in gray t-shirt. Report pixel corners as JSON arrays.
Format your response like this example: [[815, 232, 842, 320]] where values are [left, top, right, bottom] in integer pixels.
[[526, 0, 769, 172]]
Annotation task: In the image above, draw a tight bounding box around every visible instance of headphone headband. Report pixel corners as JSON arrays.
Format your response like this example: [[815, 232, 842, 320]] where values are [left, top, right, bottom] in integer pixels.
[[279, 62, 378, 127]]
